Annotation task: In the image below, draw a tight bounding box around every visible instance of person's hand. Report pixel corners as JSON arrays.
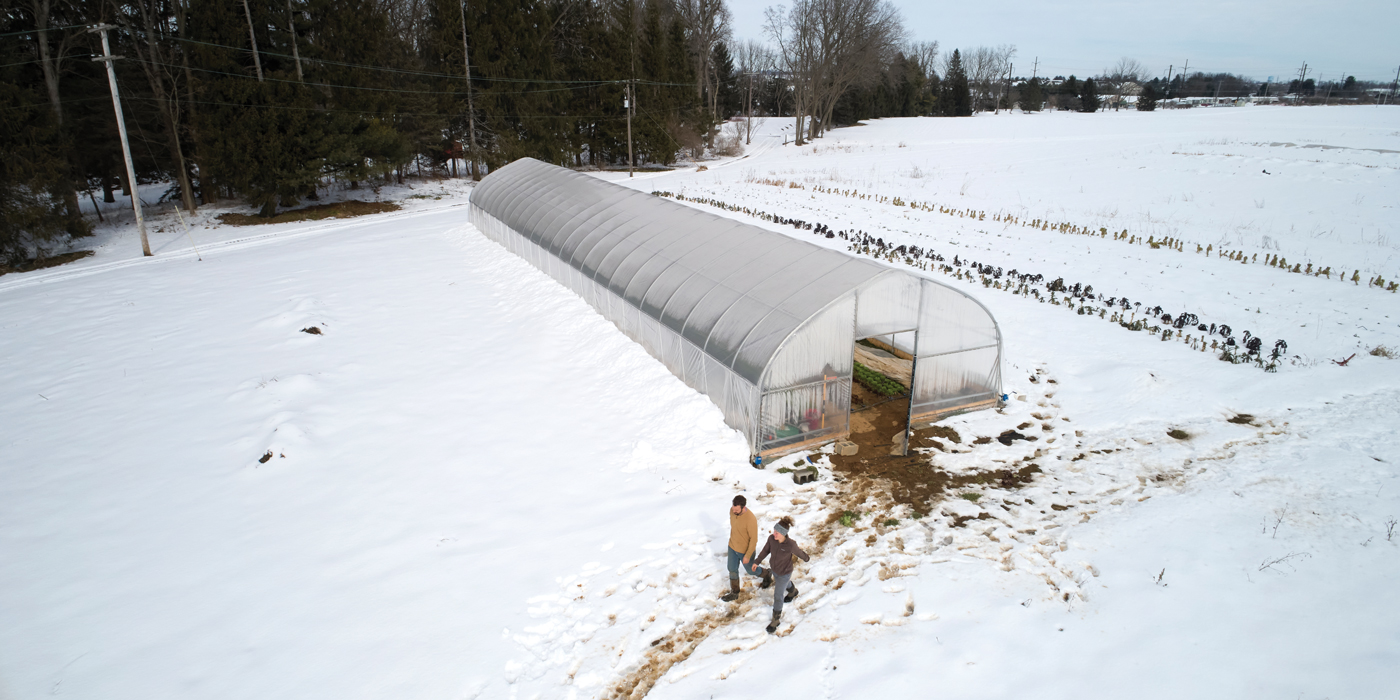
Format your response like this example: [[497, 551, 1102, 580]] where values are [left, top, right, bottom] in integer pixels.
[[742, 555, 750, 565]]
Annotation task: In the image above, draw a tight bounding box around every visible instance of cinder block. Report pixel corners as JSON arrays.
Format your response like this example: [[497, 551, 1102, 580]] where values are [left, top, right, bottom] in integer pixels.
[[835, 440, 859, 456]]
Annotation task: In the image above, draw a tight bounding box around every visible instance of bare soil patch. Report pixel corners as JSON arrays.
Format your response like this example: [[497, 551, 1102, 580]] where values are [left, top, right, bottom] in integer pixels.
[[825, 386, 1041, 535], [0, 250, 93, 277], [217, 200, 399, 226], [606, 605, 743, 700]]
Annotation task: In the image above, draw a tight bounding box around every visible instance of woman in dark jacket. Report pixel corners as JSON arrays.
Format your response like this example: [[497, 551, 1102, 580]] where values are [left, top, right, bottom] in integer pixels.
[[753, 516, 810, 633]]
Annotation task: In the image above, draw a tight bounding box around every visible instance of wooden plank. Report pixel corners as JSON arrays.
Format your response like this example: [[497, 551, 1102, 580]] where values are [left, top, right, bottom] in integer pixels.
[[910, 398, 999, 426], [759, 431, 849, 461]]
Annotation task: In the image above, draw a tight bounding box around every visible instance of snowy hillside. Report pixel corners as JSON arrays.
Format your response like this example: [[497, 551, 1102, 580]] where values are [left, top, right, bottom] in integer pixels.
[[2, 106, 1397, 700]]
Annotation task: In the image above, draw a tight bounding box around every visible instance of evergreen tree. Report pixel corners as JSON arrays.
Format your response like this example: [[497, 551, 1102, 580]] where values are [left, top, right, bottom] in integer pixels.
[[711, 42, 739, 119], [920, 71, 941, 115], [891, 53, 921, 117], [941, 49, 972, 116], [1020, 77, 1044, 112], [553, 0, 628, 168], [1079, 77, 1100, 112], [470, 0, 564, 166], [632, 0, 672, 163], [188, 0, 421, 215], [663, 15, 703, 158], [0, 69, 90, 265], [4, 0, 712, 221], [1137, 83, 1159, 111]]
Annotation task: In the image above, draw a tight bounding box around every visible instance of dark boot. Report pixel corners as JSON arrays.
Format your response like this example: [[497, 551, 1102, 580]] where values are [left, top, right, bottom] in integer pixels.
[[765, 611, 782, 634], [784, 583, 800, 603], [720, 578, 740, 602], [759, 568, 773, 589]]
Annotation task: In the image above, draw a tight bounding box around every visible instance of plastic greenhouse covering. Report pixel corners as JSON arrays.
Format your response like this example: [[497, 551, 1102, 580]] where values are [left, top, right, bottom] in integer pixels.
[[469, 158, 1002, 457]]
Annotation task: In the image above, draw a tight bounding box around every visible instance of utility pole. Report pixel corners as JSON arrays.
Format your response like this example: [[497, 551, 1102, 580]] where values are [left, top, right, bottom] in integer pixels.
[[1004, 62, 1012, 112], [286, 0, 303, 83], [1180, 60, 1188, 97], [460, 0, 479, 180], [89, 24, 150, 257], [746, 71, 754, 145], [1031, 56, 1038, 79], [625, 82, 634, 178], [1166, 65, 1173, 97], [627, 30, 636, 176], [240, 0, 263, 82]]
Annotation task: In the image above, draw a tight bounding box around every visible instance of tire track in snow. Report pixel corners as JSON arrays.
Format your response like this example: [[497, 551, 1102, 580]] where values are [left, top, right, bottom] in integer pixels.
[[0, 203, 468, 294]]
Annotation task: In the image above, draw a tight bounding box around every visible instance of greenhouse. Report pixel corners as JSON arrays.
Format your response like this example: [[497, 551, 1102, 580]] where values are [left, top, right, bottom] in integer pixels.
[[469, 158, 1002, 459]]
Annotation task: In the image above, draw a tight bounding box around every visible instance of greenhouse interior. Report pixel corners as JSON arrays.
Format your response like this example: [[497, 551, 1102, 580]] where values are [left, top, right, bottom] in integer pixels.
[[469, 158, 1003, 459]]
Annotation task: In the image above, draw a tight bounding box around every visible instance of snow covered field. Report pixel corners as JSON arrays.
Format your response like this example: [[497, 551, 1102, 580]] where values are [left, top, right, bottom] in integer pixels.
[[2, 106, 1397, 699]]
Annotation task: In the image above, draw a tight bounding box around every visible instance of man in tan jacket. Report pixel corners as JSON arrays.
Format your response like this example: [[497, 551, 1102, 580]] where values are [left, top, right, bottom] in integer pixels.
[[721, 495, 772, 601]]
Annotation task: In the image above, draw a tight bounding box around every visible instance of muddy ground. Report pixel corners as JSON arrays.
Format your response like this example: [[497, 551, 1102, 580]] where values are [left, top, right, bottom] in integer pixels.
[[608, 386, 1046, 699], [827, 384, 1040, 523]]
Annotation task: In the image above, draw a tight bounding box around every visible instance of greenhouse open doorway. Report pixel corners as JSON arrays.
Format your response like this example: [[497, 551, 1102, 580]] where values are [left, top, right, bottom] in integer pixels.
[[852, 330, 917, 456]]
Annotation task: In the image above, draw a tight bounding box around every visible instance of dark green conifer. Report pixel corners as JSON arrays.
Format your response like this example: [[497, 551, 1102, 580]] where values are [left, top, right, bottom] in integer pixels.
[[1020, 77, 1044, 112], [1137, 83, 1159, 111], [942, 50, 972, 116], [1080, 78, 1100, 112]]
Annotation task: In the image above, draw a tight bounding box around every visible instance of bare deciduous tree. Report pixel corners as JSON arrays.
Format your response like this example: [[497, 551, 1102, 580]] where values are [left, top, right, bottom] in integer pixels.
[[961, 44, 1014, 111], [119, 0, 198, 212], [764, 3, 816, 145], [908, 39, 938, 78], [767, 0, 904, 144], [1108, 57, 1146, 84], [734, 39, 773, 144], [1103, 57, 1147, 110], [22, 0, 86, 216], [677, 0, 732, 127]]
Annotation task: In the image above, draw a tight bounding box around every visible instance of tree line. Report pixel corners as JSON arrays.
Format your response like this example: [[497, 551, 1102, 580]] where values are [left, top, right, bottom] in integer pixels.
[[4, 0, 1387, 265], [3, 0, 730, 263]]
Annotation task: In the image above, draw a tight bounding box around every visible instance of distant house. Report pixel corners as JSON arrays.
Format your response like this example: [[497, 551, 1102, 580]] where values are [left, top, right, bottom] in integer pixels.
[[1160, 96, 1249, 108], [1103, 82, 1143, 108]]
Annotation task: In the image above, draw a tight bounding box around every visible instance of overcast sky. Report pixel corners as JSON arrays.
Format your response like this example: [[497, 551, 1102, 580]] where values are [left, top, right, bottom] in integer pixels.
[[730, 1, 1400, 83]]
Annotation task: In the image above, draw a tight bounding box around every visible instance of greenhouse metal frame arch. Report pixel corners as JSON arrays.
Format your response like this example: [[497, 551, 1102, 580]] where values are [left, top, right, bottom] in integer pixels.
[[469, 158, 1002, 459]]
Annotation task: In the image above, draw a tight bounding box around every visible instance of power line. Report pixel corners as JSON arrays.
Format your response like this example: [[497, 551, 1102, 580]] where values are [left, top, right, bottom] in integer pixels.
[[127, 54, 619, 97], [0, 58, 47, 69], [0, 90, 636, 120], [0, 23, 89, 39], [161, 34, 693, 88], [121, 95, 632, 121]]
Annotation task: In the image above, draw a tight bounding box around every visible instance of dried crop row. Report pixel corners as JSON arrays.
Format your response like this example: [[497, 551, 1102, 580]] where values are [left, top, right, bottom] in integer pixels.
[[734, 178, 1398, 293], [653, 191, 1289, 372]]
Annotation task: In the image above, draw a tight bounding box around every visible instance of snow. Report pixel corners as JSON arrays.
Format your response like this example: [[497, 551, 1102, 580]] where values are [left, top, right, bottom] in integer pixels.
[[3, 106, 1398, 699]]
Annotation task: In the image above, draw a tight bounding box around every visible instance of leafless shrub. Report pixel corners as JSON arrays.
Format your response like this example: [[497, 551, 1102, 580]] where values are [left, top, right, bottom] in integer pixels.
[[712, 128, 744, 158], [1258, 551, 1311, 573], [1266, 505, 1289, 538]]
